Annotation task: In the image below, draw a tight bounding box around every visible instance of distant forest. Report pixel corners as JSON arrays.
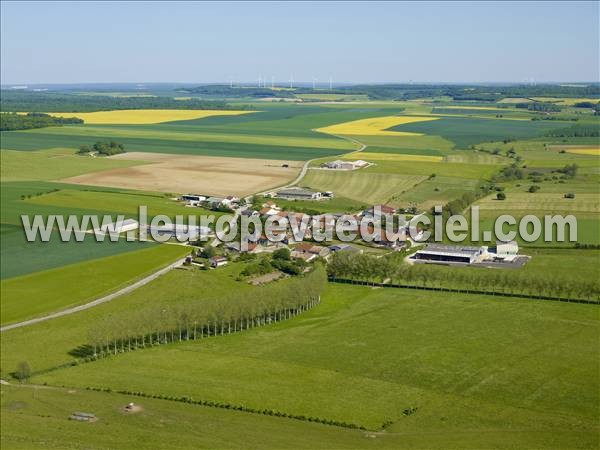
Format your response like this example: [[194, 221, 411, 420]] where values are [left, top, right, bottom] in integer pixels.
[[183, 83, 600, 102], [0, 91, 246, 113], [0, 112, 83, 131]]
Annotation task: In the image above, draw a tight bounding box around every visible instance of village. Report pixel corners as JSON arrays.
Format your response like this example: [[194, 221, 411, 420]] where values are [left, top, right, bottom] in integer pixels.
[[172, 189, 528, 273]]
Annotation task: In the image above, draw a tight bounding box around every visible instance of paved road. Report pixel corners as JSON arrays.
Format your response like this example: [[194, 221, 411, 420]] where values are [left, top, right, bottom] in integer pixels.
[[0, 257, 187, 332], [251, 134, 367, 200]]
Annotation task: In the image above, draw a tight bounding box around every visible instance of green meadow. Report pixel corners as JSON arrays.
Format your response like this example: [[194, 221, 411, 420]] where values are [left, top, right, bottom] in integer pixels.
[[8, 281, 596, 447], [1, 243, 189, 325]]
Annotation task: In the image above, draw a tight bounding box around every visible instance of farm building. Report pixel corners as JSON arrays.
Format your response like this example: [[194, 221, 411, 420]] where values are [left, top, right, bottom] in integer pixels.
[[413, 244, 488, 264], [147, 224, 211, 241], [180, 194, 206, 206], [320, 160, 369, 170], [328, 243, 362, 254], [276, 187, 322, 201], [494, 240, 519, 258], [241, 209, 260, 218], [362, 204, 397, 217], [293, 242, 330, 258], [209, 256, 228, 268], [92, 218, 138, 235]]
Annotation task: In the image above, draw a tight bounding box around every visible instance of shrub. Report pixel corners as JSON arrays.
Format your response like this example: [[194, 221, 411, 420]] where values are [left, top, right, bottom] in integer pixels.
[[496, 192, 506, 200]]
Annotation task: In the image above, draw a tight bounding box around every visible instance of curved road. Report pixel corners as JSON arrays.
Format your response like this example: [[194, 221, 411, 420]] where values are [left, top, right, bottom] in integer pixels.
[[0, 257, 187, 332], [251, 133, 367, 200]]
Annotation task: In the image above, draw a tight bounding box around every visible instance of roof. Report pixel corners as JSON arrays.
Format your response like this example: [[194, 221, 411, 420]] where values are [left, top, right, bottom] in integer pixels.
[[277, 187, 318, 196], [417, 244, 484, 258], [206, 196, 224, 203]]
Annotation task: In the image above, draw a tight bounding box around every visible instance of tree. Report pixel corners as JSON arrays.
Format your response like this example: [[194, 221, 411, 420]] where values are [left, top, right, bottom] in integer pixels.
[[272, 248, 291, 261], [528, 185, 540, 193], [15, 361, 31, 383], [496, 192, 506, 200]]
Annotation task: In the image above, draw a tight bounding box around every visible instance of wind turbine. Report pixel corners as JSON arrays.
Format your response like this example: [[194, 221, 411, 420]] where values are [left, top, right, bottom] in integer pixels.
[[228, 76, 233, 88], [289, 75, 294, 89], [271, 76, 274, 88], [258, 75, 262, 88], [329, 76, 333, 90], [312, 77, 316, 90]]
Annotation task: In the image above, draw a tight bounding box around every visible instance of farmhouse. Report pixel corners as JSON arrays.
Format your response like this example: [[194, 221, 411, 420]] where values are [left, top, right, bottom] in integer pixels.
[[209, 256, 228, 268], [293, 242, 330, 258], [413, 244, 487, 264], [276, 187, 323, 201]]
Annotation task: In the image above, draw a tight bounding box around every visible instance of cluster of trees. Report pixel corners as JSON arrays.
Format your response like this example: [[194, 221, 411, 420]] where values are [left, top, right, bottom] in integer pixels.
[[86, 386, 367, 430], [516, 102, 562, 112], [239, 249, 307, 278], [547, 124, 599, 137], [85, 266, 326, 357], [0, 90, 242, 112], [555, 163, 579, 178], [327, 253, 600, 302], [0, 112, 83, 131], [78, 141, 126, 156]]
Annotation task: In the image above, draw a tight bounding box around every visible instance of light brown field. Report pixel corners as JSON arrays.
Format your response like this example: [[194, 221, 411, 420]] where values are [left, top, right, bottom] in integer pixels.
[[60, 152, 302, 196]]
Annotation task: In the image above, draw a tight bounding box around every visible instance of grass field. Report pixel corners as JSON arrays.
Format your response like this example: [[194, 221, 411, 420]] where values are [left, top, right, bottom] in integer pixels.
[[1, 385, 381, 450], [0, 243, 189, 325], [0, 223, 155, 279], [303, 169, 427, 205], [0, 148, 144, 182], [51, 109, 255, 124], [21, 283, 599, 446], [391, 116, 565, 149]]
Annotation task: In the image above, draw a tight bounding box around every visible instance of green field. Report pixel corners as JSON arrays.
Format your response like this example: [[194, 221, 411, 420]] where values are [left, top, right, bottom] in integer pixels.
[[12, 282, 598, 447], [0, 243, 189, 325], [303, 170, 427, 206], [0, 223, 155, 279], [0, 148, 144, 182], [2, 385, 382, 450], [0, 104, 410, 161], [393, 116, 566, 149]]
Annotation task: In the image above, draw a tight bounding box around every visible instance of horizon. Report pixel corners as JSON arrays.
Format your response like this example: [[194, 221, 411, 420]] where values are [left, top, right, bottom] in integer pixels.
[[2, 1, 598, 85]]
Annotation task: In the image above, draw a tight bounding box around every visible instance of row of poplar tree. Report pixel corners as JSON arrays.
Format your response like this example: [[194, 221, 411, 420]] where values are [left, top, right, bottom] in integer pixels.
[[86, 266, 326, 357]]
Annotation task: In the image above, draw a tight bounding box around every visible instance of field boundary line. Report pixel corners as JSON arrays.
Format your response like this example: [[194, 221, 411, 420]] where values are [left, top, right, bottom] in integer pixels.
[[329, 278, 599, 305], [0, 256, 187, 333]]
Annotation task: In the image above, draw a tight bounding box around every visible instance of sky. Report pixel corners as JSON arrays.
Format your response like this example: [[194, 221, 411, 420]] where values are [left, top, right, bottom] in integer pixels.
[[1, 1, 598, 85]]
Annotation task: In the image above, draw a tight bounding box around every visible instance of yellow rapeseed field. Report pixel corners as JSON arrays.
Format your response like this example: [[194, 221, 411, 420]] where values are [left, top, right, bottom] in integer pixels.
[[565, 147, 600, 156], [344, 151, 443, 162], [316, 115, 438, 136], [51, 109, 255, 125]]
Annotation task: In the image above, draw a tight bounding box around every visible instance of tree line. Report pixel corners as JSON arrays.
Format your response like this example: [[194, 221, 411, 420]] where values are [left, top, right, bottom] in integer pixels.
[[0, 90, 245, 113], [0, 112, 83, 131], [84, 266, 326, 358], [327, 253, 600, 302]]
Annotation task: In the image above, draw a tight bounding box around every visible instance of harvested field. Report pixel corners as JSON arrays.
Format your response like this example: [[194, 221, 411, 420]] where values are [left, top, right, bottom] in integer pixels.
[[60, 152, 302, 196]]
